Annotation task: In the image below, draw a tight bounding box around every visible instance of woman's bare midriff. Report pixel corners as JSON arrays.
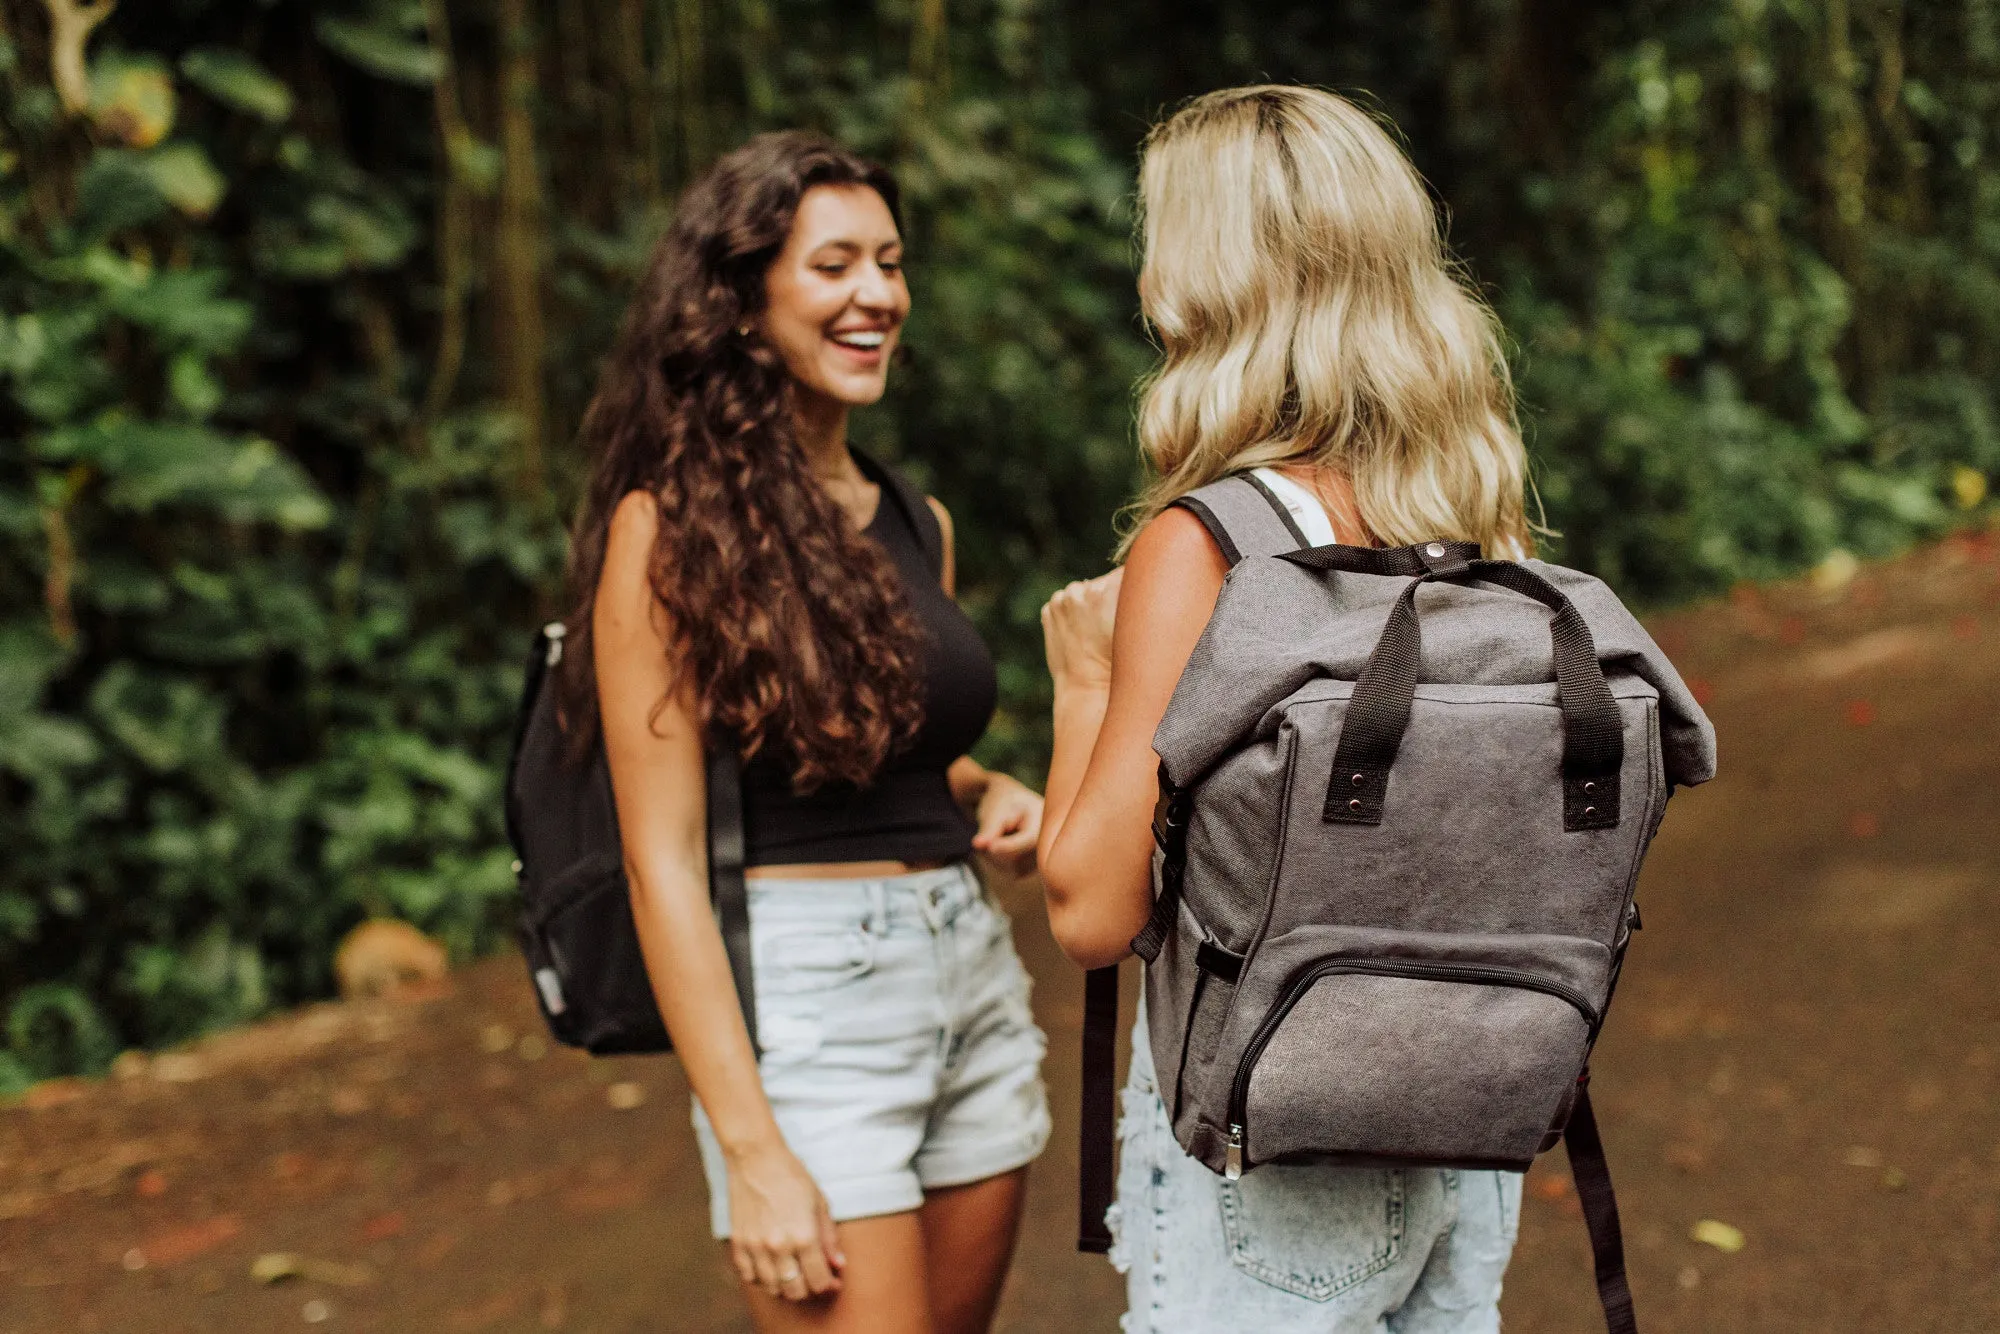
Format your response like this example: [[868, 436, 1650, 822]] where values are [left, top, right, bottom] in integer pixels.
[[745, 859, 950, 880]]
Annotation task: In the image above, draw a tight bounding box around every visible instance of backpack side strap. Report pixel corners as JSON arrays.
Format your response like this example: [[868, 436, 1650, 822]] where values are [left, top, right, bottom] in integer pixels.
[[1564, 1076, 1640, 1334], [706, 746, 757, 1054], [1076, 964, 1120, 1253]]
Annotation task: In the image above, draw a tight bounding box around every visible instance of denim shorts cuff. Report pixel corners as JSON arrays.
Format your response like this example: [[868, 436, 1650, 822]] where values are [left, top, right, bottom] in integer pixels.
[[819, 1170, 927, 1224], [914, 1116, 1052, 1192]]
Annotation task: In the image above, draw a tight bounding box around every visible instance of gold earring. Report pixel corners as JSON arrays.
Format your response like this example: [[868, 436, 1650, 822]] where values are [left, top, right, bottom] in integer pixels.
[[736, 323, 752, 336]]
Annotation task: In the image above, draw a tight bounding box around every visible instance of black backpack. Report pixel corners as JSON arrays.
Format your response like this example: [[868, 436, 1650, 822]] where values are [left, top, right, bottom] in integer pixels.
[[503, 450, 944, 1055]]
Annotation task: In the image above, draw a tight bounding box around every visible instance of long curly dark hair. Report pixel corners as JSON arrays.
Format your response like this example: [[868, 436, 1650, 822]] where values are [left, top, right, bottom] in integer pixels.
[[557, 131, 926, 792]]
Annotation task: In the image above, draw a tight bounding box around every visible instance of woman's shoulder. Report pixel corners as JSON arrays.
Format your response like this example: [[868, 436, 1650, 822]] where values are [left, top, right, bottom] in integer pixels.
[[608, 488, 664, 544], [1117, 506, 1232, 638], [602, 490, 662, 590], [1128, 502, 1233, 579]]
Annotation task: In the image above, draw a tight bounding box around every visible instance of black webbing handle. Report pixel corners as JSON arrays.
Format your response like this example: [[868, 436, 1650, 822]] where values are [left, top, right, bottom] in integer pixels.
[[1283, 552, 1625, 831], [1565, 1079, 1640, 1334], [1474, 562, 1625, 829], [1077, 965, 1120, 1253], [706, 747, 758, 1053], [1280, 540, 1482, 579]]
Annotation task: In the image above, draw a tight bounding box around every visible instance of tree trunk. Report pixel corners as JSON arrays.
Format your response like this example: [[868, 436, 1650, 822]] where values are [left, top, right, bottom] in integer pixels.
[[419, 0, 472, 441], [619, 0, 662, 206], [495, 0, 547, 494]]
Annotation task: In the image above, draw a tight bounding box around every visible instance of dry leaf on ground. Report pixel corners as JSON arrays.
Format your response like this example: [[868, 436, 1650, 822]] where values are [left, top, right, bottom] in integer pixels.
[[1691, 1219, 1746, 1253]]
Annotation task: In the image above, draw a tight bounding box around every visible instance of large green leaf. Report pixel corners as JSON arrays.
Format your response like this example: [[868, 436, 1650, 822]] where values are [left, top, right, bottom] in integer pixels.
[[180, 49, 295, 123], [74, 149, 171, 236], [313, 17, 443, 85], [108, 268, 253, 354], [142, 143, 227, 219]]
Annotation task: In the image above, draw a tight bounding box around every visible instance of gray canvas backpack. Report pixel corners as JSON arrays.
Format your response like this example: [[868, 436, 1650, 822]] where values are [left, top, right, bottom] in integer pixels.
[[1076, 474, 1716, 1334]]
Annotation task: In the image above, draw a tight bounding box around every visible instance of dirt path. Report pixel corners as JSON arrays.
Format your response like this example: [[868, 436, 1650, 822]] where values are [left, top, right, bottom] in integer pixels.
[[4, 531, 1997, 1333]]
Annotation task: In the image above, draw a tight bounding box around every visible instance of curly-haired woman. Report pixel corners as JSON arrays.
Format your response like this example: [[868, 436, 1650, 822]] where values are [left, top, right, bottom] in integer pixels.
[[1040, 87, 1533, 1331], [560, 131, 1049, 1332]]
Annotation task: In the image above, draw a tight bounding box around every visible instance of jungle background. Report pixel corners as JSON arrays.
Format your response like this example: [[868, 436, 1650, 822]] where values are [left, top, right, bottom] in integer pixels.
[[3, 0, 1998, 1089]]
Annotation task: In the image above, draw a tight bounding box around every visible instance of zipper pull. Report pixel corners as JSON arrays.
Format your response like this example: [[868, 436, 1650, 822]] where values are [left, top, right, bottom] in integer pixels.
[[1225, 1124, 1244, 1180]]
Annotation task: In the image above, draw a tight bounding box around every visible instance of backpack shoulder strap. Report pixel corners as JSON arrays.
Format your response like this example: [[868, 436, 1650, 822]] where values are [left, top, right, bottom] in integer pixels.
[[852, 448, 944, 579], [1171, 472, 1310, 565]]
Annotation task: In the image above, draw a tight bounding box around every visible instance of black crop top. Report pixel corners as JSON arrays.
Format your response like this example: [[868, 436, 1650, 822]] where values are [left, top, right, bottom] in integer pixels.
[[737, 458, 998, 866]]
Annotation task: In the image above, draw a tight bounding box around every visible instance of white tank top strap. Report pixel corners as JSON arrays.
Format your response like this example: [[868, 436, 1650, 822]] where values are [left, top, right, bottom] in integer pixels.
[[1251, 466, 1339, 547]]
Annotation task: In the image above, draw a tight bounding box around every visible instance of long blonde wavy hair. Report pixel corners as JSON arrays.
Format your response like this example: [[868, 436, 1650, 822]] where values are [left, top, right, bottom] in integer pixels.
[[1121, 85, 1533, 559]]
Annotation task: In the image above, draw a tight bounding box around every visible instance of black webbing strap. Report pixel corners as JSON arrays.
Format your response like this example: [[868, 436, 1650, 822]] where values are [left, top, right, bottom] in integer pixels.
[[1471, 563, 1624, 828], [1077, 964, 1120, 1252], [1194, 939, 1244, 982], [501, 624, 554, 858], [1564, 1080, 1639, 1334], [1320, 574, 1428, 824], [1172, 496, 1243, 567], [705, 747, 757, 1053], [1279, 540, 1482, 578], [1287, 552, 1625, 831], [1130, 773, 1189, 963]]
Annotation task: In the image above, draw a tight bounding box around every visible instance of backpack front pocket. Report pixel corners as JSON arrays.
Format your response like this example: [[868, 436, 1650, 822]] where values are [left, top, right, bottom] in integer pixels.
[[1219, 931, 1606, 1176]]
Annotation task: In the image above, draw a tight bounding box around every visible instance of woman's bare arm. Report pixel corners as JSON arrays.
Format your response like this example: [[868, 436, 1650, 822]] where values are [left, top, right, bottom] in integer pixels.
[[1037, 506, 1229, 968], [594, 492, 841, 1299]]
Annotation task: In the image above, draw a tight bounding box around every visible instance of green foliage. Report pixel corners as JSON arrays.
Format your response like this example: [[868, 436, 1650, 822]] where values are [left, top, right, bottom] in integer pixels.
[[179, 49, 295, 124], [0, 0, 566, 1082], [3, 0, 1996, 1085], [1065, 0, 2000, 598]]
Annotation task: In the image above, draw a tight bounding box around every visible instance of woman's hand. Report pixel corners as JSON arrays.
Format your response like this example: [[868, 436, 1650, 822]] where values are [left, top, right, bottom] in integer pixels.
[[971, 772, 1043, 876], [724, 1137, 845, 1302], [1041, 568, 1123, 692]]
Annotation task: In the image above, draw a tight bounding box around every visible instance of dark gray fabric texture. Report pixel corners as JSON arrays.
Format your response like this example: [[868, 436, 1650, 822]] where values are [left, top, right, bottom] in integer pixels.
[[1172, 471, 1303, 565], [1153, 539, 1716, 792], [1143, 474, 1714, 1182], [1244, 974, 1589, 1166]]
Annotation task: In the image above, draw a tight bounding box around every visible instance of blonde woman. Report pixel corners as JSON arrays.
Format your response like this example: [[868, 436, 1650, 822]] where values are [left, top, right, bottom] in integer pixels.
[[1039, 87, 1532, 1331]]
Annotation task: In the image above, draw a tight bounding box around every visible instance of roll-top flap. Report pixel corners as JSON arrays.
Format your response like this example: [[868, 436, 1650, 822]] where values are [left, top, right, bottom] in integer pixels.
[[1153, 554, 1716, 790]]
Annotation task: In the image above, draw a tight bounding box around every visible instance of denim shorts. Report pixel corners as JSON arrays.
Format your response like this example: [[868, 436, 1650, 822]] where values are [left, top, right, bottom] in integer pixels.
[[1108, 999, 1522, 1332], [692, 863, 1051, 1235]]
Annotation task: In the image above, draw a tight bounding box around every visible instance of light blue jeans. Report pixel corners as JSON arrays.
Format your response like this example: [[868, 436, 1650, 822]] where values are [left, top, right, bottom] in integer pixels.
[[1108, 1000, 1522, 1332]]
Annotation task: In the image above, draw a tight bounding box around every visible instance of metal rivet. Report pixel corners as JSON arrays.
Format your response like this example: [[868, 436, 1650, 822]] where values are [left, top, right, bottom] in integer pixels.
[[1425, 542, 1446, 558], [1583, 780, 1596, 794], [1351, 772, 1365, 786], [1348, 798, 1363, 812], [1583, 806, 1597, 817]]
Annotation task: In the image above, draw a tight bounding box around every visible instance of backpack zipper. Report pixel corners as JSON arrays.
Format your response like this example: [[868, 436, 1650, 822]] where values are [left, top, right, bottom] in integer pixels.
[[1222, 959, 1600, 1179]]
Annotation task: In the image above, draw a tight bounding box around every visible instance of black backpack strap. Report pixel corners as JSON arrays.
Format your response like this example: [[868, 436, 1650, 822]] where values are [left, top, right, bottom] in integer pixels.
[[1564, 1077, 1639, 1334], [1076, 964, 1120, 1252], [503, 623, 560, 861], [1170, 472, 1310, 567], [705, 745, 757, 1053], [852, 448, 945, 579]]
